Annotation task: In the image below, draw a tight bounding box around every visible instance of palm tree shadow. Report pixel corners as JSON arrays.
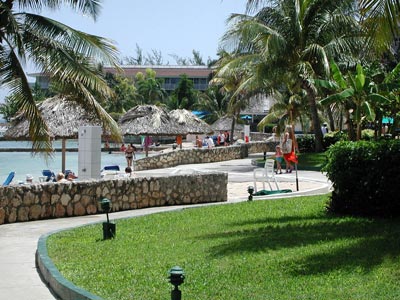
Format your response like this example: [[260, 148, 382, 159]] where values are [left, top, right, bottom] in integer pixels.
[[198, 215, 400, 275]]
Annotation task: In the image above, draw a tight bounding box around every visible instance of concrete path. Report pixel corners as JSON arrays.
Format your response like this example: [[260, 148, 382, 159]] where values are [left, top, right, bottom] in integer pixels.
[[0, 155, 331, 300]]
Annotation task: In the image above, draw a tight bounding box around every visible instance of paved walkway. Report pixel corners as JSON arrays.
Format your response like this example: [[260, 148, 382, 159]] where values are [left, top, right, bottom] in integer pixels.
[[0, 155, 331, 300]]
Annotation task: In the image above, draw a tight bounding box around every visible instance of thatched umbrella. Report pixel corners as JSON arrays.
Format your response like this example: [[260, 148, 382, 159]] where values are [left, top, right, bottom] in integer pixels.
[[211, 115, 245, 132], [169, 109, 213, 149], [5, 95, 118, 172], [118, 105, 182, 136], [120, 105, 209, 155], [169, 109, 213, 135]]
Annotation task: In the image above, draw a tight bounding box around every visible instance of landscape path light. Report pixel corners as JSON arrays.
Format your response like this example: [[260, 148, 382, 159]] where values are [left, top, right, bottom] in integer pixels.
[[99, 197, 116, 240], [168, 266, 185, 300], [247, 185, 254, 201]]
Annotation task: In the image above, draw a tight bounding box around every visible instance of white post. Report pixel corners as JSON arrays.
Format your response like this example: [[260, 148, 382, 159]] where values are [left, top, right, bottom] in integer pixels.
[[78, 126, 101, 180]]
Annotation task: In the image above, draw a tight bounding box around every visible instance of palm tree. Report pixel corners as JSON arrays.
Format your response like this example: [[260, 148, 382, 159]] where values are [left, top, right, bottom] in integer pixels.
[[359, 0, 400, 54], [0, 0, 121, 153], [134, 69, 167, 105], [211, 51, 256, 140], [258, 88, 310, 136], [194, 85, 229, 124], [221, 0, 363, 152]]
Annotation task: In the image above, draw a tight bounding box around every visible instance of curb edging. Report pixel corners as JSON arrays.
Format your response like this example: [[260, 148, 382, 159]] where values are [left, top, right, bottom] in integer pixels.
[[36, 232, 103, 300]]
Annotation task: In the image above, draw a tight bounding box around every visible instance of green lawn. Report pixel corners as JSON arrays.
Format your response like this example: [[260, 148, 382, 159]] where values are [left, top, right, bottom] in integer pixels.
[[47, 195, 400, 300], [297, 152, 327, 170]]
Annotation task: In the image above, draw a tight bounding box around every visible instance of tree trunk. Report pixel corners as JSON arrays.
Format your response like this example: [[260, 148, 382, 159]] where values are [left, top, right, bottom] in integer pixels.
[[230, 115, 236, 144], [356, 122, 362, 141], [303, 81, 323, 152], [346, 111, 356, 141], [327, 105, 335, 131]]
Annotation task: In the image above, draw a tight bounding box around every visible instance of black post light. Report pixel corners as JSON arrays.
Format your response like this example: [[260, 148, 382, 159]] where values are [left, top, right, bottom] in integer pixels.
[[99, 198, 116, 240], [168, 266, 185, 300], [247, 186, 254, 201]]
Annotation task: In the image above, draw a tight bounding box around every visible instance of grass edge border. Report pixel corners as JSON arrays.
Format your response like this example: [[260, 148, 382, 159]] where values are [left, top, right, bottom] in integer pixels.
[[36, 229, 103, 300]]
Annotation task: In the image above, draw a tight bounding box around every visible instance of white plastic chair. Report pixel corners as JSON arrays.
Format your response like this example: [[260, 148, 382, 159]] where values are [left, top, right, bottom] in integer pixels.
[[253, 159, 280, 192]]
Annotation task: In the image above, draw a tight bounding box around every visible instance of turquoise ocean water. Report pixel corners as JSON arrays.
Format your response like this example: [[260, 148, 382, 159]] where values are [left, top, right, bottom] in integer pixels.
[[0, 140, 142, 183]]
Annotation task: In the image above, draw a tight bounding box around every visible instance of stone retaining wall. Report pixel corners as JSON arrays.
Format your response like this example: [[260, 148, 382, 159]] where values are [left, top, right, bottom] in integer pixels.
[[0, 172, 227, 225], [135, 141, 278, 171]]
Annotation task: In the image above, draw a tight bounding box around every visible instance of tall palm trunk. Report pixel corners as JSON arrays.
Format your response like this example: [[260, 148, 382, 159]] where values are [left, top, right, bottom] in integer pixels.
[[303, 81, 323, 152], [327, 105, 335, 131]]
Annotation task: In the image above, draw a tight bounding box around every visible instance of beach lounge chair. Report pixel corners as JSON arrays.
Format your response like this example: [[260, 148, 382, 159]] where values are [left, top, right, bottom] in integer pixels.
[[42, 170, 56, 182], [2, 171, 15, 186], [253, 159, 280, 192], [102, 165, 120, 172]]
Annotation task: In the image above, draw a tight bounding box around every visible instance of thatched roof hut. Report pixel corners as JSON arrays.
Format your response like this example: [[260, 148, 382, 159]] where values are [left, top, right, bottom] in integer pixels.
[[5, 95, 119, 172], [169, 109, 213, 135], [119, 105, 186, 136], [211, 115, 245, 132], [5, 96, 105, 139]]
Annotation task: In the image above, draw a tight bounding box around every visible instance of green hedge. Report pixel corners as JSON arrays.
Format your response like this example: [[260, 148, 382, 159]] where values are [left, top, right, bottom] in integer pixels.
[[323, 140, 400, 217], [297, 131, 348, 152]]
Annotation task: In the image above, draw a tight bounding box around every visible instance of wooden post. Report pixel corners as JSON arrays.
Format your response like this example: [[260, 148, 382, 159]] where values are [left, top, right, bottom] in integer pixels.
[[62, 138, 66, 173]]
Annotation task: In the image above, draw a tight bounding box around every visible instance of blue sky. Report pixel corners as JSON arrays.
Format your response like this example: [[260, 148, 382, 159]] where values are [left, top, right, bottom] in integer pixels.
[[0, 0, 246, 102]]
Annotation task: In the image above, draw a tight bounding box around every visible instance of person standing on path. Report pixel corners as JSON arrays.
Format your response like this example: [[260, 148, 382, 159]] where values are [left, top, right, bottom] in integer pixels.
[[125, 143, 136, 167], [274, 145, 283, 174], [281, 126, 298, 173]]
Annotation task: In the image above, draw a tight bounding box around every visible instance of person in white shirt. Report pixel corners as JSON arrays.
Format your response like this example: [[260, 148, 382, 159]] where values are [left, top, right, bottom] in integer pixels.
[[206, 136, 215, 148]]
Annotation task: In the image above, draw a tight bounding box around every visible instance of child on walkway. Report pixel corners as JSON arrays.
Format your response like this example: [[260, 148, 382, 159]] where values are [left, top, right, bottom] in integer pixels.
[[275, 145, 283, 174]]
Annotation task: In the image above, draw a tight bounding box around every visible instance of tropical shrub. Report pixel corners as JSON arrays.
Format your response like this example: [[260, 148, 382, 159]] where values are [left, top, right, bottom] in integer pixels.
[[323, 130, 348, 149], [296, 135, 315, 152], [323, 140, 400, 217], [361, 129, 375, 141]]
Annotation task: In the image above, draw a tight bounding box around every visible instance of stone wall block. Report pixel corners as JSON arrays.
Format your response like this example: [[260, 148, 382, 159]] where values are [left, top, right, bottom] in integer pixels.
[[29, 204, 42, 220], [95, 186, 102, 197], [18, 207, 29, 222], [55, 203, 65, 218], [51, 194, 60, 205], [128, 193, 135, 202], [60, 194, 71, 206], [11, 196, 22, 207], [142, 180, 149, 194], [42, 205, 52, 218], [86, 204, 97, 215], [66, 203, 74, 216], [0, 208, 5, 224], [8, 208, 17, 223], [74, 202, 85, 216], [41, 191, 51, 204]]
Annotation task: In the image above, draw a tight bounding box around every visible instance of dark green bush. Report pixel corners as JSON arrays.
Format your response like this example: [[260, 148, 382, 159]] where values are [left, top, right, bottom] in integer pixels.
[[297, 131, 348, 152], [297, 135, 315, 152], [323, 130, 348, 149], [323, 140, 400, 217]]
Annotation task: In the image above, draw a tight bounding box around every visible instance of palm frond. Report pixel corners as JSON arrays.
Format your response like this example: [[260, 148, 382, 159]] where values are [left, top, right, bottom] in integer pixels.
[[1, 44, 52, 153], [16, 0, 101, 20], [24, 13, 119, 68]]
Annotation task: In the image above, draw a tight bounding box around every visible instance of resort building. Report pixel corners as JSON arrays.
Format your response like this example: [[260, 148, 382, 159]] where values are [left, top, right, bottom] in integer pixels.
[[103, 65, 212, 92], [29, 65, 213, 93]]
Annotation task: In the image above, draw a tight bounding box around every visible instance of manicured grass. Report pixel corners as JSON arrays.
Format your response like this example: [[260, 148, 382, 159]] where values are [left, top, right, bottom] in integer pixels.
[[297, 152, 327, 170], [47, 195, 400, 300]]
